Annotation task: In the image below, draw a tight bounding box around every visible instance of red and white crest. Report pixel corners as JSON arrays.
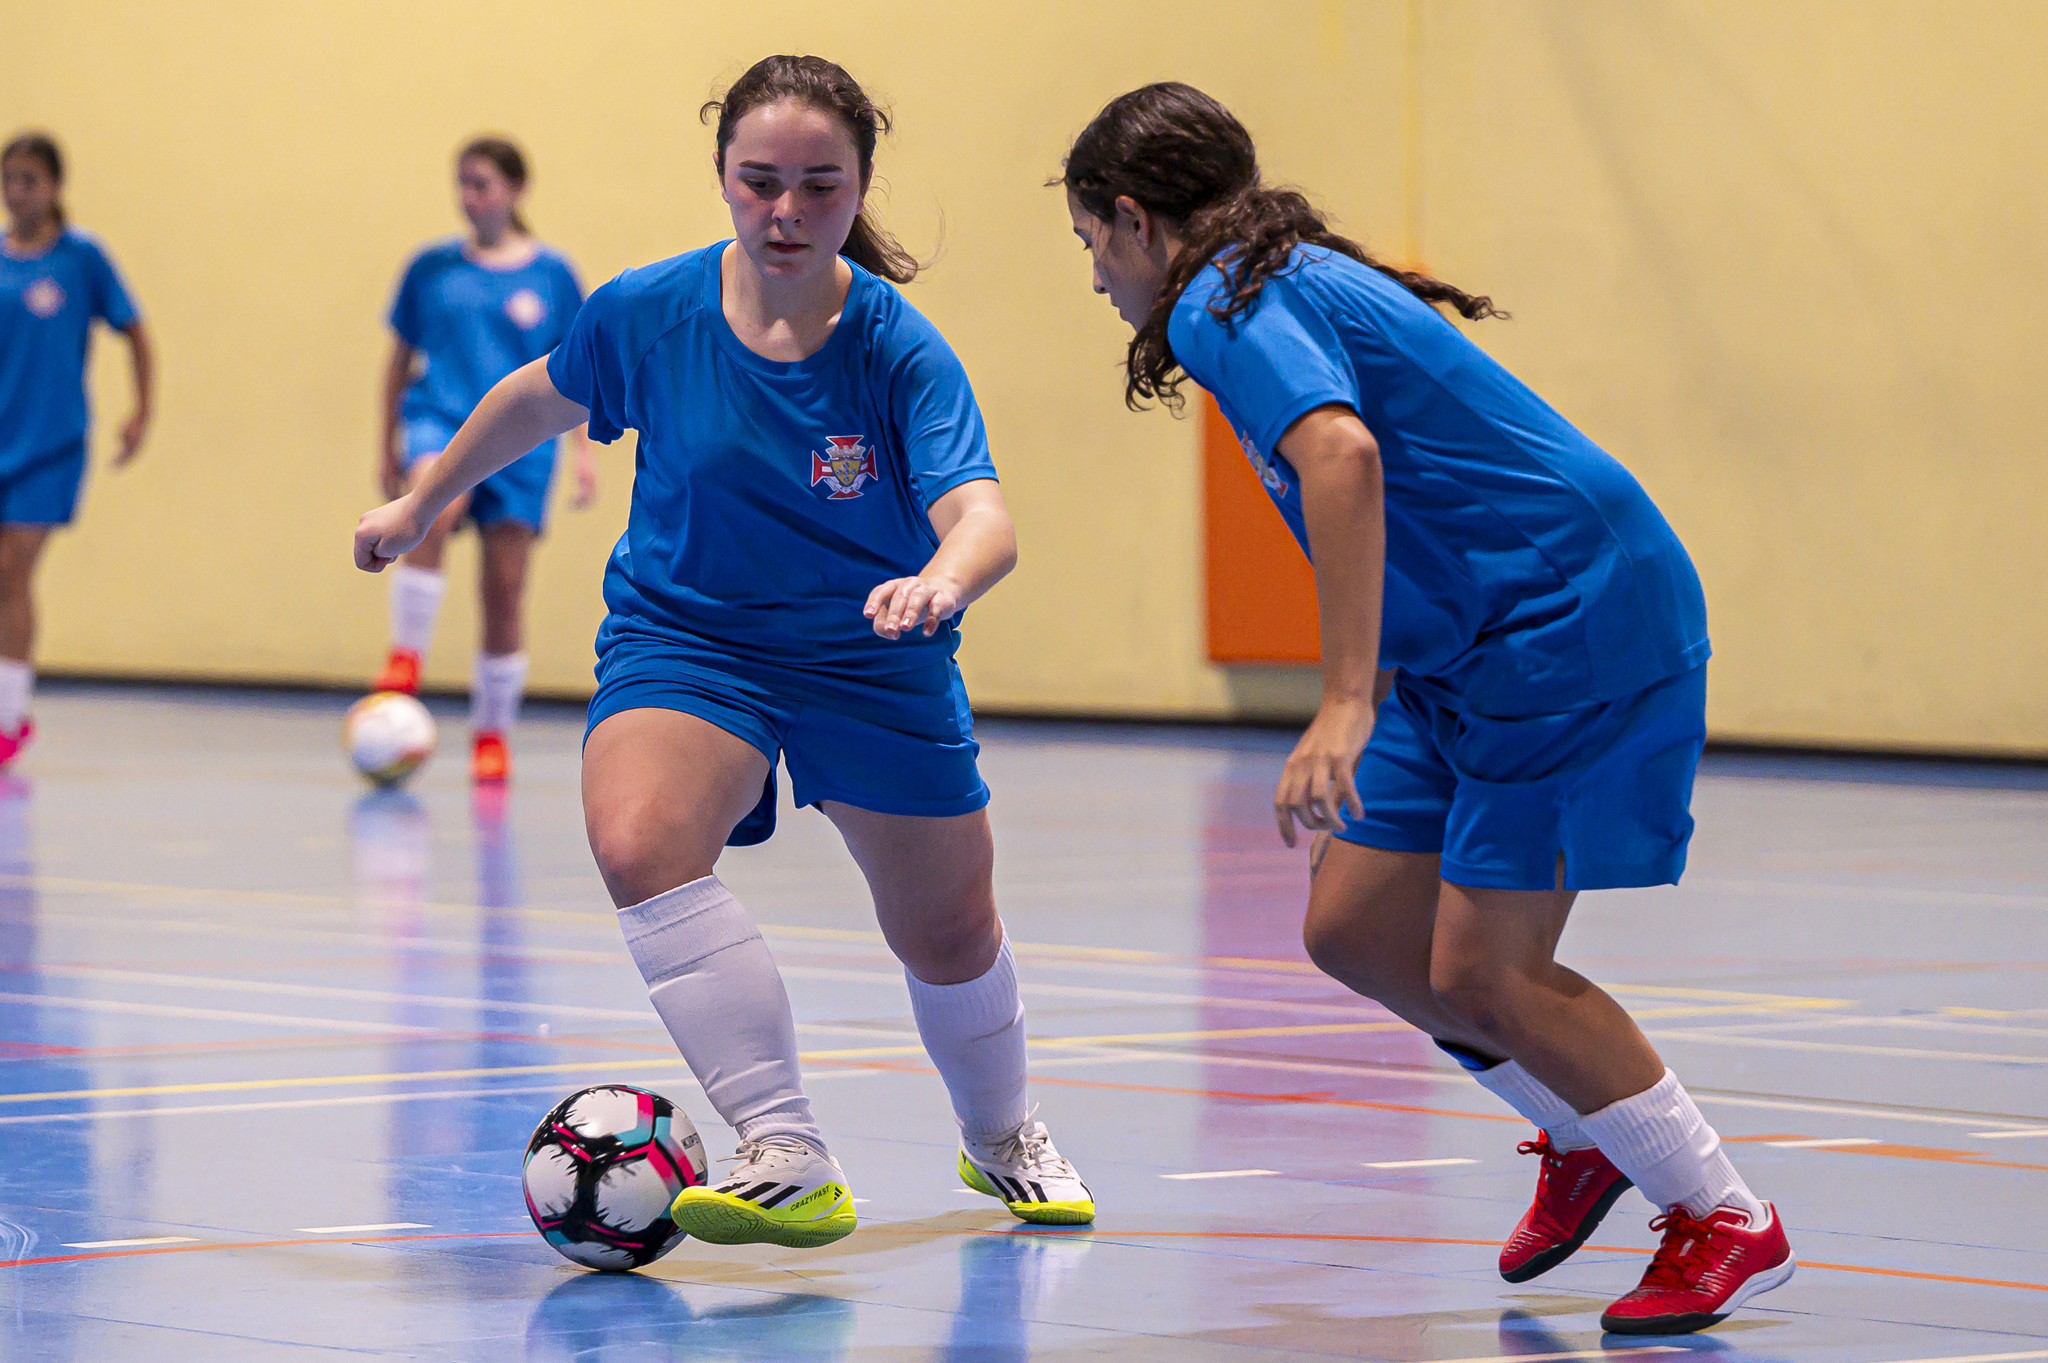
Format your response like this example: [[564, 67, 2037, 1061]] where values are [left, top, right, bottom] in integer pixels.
[[810, 435, 877, 500], [22, 278, 64, 319]]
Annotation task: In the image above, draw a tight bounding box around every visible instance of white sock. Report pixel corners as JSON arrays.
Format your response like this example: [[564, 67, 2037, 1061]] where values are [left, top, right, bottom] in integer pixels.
[[471, 652, 528, 733], [389, 565, 446, 656], [1470, 1060, 1596, 1152], [905, 934, 1030, 1145], [1580, 1068, 1766, 1220], [0, 660, 30, 731], [616, 875, 825, 1154]]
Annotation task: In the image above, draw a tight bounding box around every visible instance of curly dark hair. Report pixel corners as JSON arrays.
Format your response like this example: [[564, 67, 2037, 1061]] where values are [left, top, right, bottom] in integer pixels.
[[1059, 82, 1504, 411], [702, 55, 918, 284]]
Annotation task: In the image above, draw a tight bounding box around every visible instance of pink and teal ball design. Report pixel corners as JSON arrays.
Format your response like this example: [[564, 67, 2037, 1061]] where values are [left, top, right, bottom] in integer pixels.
[[522, 1085, 707, 1271]]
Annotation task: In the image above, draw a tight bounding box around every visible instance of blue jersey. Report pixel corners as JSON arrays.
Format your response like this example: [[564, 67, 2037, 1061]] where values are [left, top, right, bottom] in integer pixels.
[[1173, 247, 1709, 716], [0, 230, 139, 475], [389, 239, 583, 442], [548, 243, 998, 673]]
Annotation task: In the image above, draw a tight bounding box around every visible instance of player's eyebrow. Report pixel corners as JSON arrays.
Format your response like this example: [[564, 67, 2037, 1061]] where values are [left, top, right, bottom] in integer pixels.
[[736, 160, 846, 175]]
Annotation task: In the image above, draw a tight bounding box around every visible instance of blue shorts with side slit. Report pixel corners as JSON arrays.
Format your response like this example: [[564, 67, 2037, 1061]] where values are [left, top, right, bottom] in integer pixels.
[[584, 626, 989, 847], [1336, 664, 1708, 891]]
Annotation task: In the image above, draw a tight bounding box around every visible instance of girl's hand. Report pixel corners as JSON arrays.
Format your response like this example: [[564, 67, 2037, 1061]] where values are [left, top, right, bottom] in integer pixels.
[[1274, 694, 1374, 847], [571, 446, 598, 510], [354, 494, 430, 572], [865, 574, 963, 640], [113, 411, 150, 468]]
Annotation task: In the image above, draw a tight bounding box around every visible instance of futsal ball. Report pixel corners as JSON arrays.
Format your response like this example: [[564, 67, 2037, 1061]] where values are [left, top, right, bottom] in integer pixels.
[[523, 1085, 708, 1272], [343, 691, 436, 786]]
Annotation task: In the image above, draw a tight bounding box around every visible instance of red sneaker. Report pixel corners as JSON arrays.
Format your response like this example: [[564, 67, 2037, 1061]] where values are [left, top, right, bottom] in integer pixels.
[[471, 730, 509, 786], [0, 719, 33, 769], [373, 647, 422, 696], [1602, 1202, 1795, 1335], [1500, 1132, 1634, 1282]]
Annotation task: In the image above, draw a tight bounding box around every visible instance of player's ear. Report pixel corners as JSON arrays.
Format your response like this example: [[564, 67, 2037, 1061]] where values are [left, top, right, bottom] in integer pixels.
[[1114, 194, 1149, 248]]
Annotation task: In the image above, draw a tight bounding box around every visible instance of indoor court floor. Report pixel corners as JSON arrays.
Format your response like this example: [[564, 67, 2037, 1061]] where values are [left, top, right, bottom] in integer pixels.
[[0, 683, 2043, 1361]]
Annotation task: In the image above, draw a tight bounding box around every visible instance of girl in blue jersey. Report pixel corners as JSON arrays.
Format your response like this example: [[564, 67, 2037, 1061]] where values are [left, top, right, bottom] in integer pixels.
[[354, 56, 1091, 1248], [1061, 84, 1790, 1334], [0, 132, 153, 769], [372, 136, 593, 785]]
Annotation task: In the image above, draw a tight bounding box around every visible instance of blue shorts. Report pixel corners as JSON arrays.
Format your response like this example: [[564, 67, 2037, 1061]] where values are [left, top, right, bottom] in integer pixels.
[[402, 417, 556, 532], [0, 438, 87, 526], [584, 628, 989, 847], [1338, 664, 1708, 891]]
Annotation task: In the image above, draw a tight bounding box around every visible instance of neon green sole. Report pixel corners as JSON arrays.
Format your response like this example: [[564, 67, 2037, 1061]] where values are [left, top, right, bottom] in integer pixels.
[[669, 1185, 856, 1248], [958, 1150, 1096, 1225]]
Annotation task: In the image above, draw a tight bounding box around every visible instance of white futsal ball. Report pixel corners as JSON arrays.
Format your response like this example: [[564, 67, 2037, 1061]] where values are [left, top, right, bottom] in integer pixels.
[[343, 691, 436, 786]]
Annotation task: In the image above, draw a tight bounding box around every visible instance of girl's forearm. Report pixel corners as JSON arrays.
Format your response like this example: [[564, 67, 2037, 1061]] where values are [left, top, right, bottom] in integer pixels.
[[921, 505, 1016, 611], [413, 358, 586, 520], [124, 323, 154, 416]]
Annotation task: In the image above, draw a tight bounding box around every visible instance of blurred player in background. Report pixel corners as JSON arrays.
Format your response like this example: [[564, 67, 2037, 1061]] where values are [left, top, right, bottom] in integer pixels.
[[355, 56, 1091, 1250], [0, 131, 153, 768], [1061, 83, 1791, 1335], [374, 136, 593, 785]]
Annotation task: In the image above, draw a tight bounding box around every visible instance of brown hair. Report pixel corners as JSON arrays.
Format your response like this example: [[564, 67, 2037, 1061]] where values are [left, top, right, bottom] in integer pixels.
[[1060, 82, 1504, 411], [2, 131, 66, 230], [701, 55, 918, 285], [457, 135, 530, 235]]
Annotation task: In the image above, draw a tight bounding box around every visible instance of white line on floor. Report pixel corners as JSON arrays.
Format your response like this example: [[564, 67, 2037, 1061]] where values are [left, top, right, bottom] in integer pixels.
[[60, 1236, 198, 1249], [0, 991, 437, 1035], [1414, 1349, 1682, 1363], [294, 1223, 431, 1234], [1646, 1029, 2048, 1065], [1766, 1136, 1883, 1148], [1862, 1352, 2048, 1363], [1160, 1169, 1278, 1181], [1361, 1158, 1480, 1169], [1971, 1127, 2048, 1139]]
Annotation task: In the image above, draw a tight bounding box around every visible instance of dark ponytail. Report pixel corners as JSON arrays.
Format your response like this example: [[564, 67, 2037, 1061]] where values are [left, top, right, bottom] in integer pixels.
[[1060, 82, 1505, 411], [458, 135, 531, 235], [2, 131, 66, 230], [701, 55, 919, 285]]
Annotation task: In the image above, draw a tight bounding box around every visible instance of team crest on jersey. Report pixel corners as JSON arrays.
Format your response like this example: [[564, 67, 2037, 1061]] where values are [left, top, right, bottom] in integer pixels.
[[22, 278, 64, 319], [1242, 435, 1290, 496], [811, 435, 878, 500], [504, 288, 547, 330]]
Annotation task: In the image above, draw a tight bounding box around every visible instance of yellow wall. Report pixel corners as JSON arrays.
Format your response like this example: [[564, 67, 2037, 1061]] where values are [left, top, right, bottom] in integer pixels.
[[11, 2, 2047, 753]]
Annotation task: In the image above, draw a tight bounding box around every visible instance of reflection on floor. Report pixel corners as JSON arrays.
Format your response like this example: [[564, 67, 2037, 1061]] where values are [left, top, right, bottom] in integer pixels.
[[0, 684, 2043, 1360]]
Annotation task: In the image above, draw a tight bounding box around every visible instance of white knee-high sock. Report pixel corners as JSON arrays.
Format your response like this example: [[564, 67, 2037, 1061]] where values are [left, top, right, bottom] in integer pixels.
[[0, 660, 30, 730], [905, 934, 1030, 1144], [617, 875, 825, 1154], [471, 652, 527, 733], [1470, 1060, 1596, 1152], [389, 565, 446, 656], [1580, 1069, 1766, 1221]]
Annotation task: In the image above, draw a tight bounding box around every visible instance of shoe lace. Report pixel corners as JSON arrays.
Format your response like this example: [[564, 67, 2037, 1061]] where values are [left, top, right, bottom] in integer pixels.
[[985, 1111, 1076, 1179], [1517, 1132, 1564, 1168], [1638, 1206, 1727, 1290], [722, 1133, 819, 1174]]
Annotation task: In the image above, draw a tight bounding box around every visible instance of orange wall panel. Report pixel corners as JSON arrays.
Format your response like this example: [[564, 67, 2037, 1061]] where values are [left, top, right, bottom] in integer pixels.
[[1202, 392, 1321, 664]]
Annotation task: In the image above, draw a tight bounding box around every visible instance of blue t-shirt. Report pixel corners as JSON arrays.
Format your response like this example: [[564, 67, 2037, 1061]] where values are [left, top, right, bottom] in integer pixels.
[[1172, 247, 1709, 716], [547, 243, 998, 674], [0, 229, 139, 475], [389, 239, 583, 444]]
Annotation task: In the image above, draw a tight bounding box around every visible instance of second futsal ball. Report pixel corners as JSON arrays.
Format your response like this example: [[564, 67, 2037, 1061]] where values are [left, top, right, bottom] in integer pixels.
[[343, 691, 436, 786]]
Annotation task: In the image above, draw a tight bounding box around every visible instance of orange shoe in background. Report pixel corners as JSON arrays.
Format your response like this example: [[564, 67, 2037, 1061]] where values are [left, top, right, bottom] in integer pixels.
[[373, 647, 422, 696], [472, 729, 510, 785], [0, 719, 34, 770]]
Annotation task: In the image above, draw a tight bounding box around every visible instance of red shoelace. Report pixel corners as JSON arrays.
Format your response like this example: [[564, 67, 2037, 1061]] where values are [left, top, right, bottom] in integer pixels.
[[1637, 1206, 1729, 1290]]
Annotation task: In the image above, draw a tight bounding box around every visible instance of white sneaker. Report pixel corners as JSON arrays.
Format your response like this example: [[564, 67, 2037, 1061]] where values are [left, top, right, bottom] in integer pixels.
[[959, 1119, 1095, 1225], [670, 1134, 856, 1248]]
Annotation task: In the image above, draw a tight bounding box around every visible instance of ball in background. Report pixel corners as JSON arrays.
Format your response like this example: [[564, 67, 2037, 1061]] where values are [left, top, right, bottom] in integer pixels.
[[523, 1085, 708, 1272], [343, 691, 436, 786]]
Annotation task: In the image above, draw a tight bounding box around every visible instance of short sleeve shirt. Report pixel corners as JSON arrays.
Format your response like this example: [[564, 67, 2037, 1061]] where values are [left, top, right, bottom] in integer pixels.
[[1171, 247, 1709, 715], [548, 243, 998, 673], [389, 239, 583, 430], [0, 229, 139, 474]]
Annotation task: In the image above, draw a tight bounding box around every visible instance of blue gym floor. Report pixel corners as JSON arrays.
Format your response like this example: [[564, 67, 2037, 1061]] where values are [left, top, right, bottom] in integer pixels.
[[0, 684, 2042, 1360]]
